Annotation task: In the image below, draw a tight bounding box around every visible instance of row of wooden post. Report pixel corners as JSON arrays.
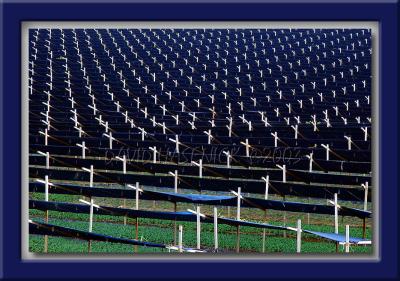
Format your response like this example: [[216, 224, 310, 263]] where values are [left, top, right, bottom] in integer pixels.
[[38, 161, 366, 253]]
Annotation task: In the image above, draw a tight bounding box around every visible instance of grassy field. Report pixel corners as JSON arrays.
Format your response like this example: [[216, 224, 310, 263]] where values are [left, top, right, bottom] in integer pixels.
[[29, 183, 372, 254]]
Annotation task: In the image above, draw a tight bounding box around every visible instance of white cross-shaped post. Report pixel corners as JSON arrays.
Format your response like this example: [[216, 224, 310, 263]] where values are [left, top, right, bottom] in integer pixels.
[[297, 219, 302, 253], [361, 127, 368, 141], [204, 130, 213, 145], [39, 129, 48, 145], [261, 175, 270, 200], [191, 159, 203, 178], [271, 132, 279, 147], [231, 187, 243, 253], [169, 170, 178, 193], [128, 182, 143, 210], [149, 146, 158, 163], [344, 136, 352, 150], [79, 198, 99, 233], [226, 117, 233, 137], [38, 151, 50, 169], [321, 144, 330, 161], [138, 127, 147, 141], [261, 175, 270, 252], [291, 125, 298, 140], [306, 152, 313, 172], [103, 132, 115, 149], [116, 155, 127, 174], [213, 207, 218, 251], [169, 135, 181, 153], [311, 115, 317, 131], [187, 206, 205, 250], [276, 164, 287, 183], [77, 141, 88, 159], [231, 187, 243, 221], [82, 165, 94, 187], [345, 225, 350, 253], [223, 151, 231, 168], [362, 182, 369, 211], [240, 139, 251, 157], [178, 225, 183, 253], [328, 193, 340, 234], [36, 175, 54, 202]]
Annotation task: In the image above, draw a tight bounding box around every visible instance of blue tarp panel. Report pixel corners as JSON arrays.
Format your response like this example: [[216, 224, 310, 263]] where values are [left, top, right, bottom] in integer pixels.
[[303, 230, 370, 244]]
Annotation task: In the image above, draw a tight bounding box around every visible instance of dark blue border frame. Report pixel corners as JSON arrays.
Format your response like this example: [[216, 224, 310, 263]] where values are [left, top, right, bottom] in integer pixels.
[[1, 1, 399, 280]]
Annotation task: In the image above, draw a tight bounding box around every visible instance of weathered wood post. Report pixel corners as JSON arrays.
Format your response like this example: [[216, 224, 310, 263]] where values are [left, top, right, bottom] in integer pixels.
[[345, 224, 350, 253], [296, 219, 302, 253], [214, 207, 218, 251]]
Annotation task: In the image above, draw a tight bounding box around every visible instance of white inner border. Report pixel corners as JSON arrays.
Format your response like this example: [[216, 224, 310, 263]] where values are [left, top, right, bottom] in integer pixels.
[[21, 21, 379, 262]]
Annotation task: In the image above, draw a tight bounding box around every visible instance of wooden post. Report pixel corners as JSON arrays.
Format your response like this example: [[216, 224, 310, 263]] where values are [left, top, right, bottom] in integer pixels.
[[334, 193, 339, 253], [77, 198, 98, 253], [283, 195, 287, 238], [178, 225, 183, 253], [296, 219, 302, 253], [334, 193, 339, 234], [44, 175, 49, 253], [235, 187, 241, 253], [196, 206, 201, 249], [169, 170, 178, 243], [261, 175, 269, 253], [135, 182, 140, 252], [345, 224, 350, 253], [214, 207, 218, 251], [362, 182, 368, 238]]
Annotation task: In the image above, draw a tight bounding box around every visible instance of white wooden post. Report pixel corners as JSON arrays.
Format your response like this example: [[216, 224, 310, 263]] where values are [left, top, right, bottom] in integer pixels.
[[169, 170, 178, 193], [261, 175, 269, 253], [345, 224, 350, 253], [297, 219, 302, 253], [77, 141, 88, 159], [276, 164, 286, 182], [192, 159, 203, 178], [116, 155, 127, 174], [334, 193, 339, 234], [38, 151, 50, 169], [360, 181, 369, 211], [89, 198, 94, 232], [321, 144, 330, 161], [195, 206, 201, 249], [231, 187, 242, 253], [39, 129, 48, 145], [361, 127, 368, 141], [169, 135, 180, 153], [79, 198, 99, 252], [344, 136, 352, 150], [271, 132, 279, 147], [240, 139, 250, 157], [178, 225, 183, 253], [214, 207, 218, 251], [149, 146, 157, 163], [291, 125, 298, 140], [82, 165, 94, 187], [103, 132, 115, 149], [306, 152, 313, 172], [223, 151, 231, 168], [204, 130, 213, 145]]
